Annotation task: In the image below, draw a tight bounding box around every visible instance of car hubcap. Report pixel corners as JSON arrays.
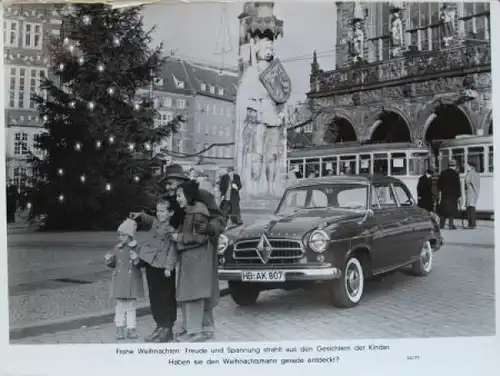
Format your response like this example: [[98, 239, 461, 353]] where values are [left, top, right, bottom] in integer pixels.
[[420, 241, 433, 273], [344, 258, 364, 303]]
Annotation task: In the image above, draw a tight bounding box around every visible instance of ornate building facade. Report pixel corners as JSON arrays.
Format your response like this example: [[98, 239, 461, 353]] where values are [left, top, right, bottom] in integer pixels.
[[307, 2, 491, 152], [3, 5, 62, 188]]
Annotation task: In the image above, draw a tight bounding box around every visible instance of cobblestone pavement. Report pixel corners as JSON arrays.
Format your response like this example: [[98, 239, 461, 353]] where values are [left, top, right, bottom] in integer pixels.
[[11, 225, 495, 343], [8, 213, 262, 328]]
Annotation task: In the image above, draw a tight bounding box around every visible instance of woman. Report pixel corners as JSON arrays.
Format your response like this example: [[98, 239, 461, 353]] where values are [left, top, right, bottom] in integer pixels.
[[174, 180, 216, 342], [464, 160, 480, 229]]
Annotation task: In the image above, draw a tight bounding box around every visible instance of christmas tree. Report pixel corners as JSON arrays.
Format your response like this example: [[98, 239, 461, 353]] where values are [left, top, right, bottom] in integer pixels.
[[29, 4, 180, 230]]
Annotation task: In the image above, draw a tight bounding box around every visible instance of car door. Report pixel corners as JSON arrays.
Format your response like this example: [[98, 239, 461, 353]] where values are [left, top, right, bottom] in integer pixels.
[[369, 183, 405, 272], [392, 182, 422, 263]]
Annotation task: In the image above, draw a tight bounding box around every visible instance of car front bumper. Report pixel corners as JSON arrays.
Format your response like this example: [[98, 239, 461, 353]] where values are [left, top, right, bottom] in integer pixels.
[[218, 266, 342, 282]]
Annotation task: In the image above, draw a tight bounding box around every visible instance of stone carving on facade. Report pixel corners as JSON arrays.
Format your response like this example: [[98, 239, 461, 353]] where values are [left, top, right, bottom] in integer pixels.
[[235, 2, 289, 197], [390, 2, 405, 57], [347, 3, 365, 64], [440, 3, 456, 47]]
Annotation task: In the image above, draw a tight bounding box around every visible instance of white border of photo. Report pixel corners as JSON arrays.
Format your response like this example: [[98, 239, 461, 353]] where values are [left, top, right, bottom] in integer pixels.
[[0, 1, 499, 376]]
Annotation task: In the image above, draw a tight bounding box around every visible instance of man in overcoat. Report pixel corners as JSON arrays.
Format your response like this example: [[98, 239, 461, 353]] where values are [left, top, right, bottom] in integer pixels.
[[437, 159, 461, 230], [6, 180, 18, 223], [160, 164, 226, 340], [219, 166, 243, 226], [464, 159, 480, 229], [417, 168, 434, 212]]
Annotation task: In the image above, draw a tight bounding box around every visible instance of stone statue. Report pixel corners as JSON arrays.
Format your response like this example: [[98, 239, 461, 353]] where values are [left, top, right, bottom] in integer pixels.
[[391, 12, 404, 47], [440, 4, 456, 47], [348, 21, 364, 62], [235, 32, 289, 197]]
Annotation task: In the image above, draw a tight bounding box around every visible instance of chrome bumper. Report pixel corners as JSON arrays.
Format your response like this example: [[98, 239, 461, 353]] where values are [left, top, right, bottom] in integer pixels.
[[218, 267, 342, 281]]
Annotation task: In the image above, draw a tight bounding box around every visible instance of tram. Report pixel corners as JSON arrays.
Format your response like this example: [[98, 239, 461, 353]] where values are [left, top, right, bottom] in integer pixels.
[[287, 142, 431, 201], [433, 135, 493, 217]]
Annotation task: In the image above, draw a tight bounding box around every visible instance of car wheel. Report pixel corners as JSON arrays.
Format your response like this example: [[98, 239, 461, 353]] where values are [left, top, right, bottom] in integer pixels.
[[410, 240, 433, 276], [228, 281, 260, 306], [330, 255, 365, 308]]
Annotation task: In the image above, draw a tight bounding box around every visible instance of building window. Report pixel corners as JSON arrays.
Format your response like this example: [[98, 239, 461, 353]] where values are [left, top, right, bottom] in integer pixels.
[[213, 104, 217, 115], [13, 167, 28, 187], [14, 132, 29, 155], [23, 22, 43, 49], [162, 97, 172, 107], [209, 85, 215, 94], [177, 98, 186, 109], [218, 87, 224, 96], [201, 82, 206, 91], [8, 66, 47, 109], [406, 2, 442, 51], [3, 20, 20, 47], [206, 104, 211, 113], [226, 107, 232, 117], [463, 2, 490, 41]]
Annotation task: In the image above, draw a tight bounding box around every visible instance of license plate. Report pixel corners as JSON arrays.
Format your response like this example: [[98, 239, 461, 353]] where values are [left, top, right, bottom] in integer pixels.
[[241, 270, 285, 282]]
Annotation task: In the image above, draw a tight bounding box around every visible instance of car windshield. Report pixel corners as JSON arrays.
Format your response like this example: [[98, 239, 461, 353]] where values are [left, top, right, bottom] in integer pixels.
[[276, 183, 369, 214]]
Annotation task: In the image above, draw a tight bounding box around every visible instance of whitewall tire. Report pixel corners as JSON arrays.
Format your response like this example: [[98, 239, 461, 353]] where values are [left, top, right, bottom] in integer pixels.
[[330, 256, 365, 308], [411, 240, 433, 276]]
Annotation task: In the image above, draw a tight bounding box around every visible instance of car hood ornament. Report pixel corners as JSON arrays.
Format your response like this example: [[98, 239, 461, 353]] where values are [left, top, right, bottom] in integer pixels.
[[256, 234, 272, 264]]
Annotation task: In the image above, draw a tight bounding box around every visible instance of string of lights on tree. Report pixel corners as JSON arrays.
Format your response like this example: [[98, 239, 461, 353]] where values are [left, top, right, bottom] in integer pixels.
[[36, 10, 178, 204]]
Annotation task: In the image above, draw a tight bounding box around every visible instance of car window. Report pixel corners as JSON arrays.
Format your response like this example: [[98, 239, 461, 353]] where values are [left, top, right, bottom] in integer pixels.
[[337, 188, 367, 209], [393, 184, 413, 206], [276, 183, 368, 213], [310, 190, 328, 207], [373, 184, 397, 208]]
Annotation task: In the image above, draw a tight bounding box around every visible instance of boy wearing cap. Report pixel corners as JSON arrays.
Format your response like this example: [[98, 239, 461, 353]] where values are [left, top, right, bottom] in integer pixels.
[[105, 218, 144, 340]]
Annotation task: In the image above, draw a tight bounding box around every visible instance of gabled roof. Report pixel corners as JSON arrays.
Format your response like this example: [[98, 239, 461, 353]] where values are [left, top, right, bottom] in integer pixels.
[[154, 57, 238, 102]]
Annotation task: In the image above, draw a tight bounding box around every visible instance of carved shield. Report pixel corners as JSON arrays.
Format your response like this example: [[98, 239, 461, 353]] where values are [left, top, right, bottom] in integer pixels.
[[259, 58, 292, 104]]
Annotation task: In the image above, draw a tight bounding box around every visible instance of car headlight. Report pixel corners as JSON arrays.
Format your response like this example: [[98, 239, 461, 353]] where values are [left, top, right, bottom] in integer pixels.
[[217, 234, 229, 255], [309, 229, 330, 253]]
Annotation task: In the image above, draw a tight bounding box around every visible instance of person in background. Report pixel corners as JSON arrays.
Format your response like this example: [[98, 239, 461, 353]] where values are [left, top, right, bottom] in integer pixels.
[[219, 166, 243, 226], [293, 165, 302, 179], [286, 166, 298, 188], [105, 218, 144, 340], [129, 196, 181, 343], [437, 159, 461, 230], [6, 180, 18, 223], [464, 159, 480, 229], [417, 168, 434, 212], [189, 168, 197, 181]]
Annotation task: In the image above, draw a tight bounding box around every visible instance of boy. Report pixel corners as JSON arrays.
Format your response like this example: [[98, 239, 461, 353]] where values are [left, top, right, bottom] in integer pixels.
[[130, 197, 180, 342]]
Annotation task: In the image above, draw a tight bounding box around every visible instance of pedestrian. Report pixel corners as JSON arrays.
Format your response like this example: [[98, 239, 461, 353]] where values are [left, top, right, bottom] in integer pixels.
[[173, 180, 215, 342], [104, 218, 144, 340], [159, 164, 226, 340], [464, 159, 480, 229], [129, 196, 181, 343], [189, 168, 197, 181], [437, 159, 461, 230], [6, 180, 18, 223], [219, 166, 243, 226], [286, 167, 298, 188], [417, 168, 434, 212]]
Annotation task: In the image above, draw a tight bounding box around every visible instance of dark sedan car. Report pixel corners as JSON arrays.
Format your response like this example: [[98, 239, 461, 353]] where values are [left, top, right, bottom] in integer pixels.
[[217, 175, 443, 308]]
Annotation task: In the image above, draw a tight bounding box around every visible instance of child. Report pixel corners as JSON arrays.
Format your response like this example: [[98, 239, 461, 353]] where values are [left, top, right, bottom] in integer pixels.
[[129, 197, 181, 343], [174, 180, 214, 343], [104, 218, 144, 340]]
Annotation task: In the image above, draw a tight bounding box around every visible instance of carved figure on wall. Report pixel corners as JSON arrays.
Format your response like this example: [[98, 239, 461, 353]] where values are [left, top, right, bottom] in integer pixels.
[[235, 29, 290, 196], [348, 21, 364, 63], [440, 4, 456, 47], [391, 12, 404, 47]]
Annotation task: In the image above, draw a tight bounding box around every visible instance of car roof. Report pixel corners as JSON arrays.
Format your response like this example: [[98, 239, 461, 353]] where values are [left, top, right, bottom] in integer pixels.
[[288, 174, 404, 189]]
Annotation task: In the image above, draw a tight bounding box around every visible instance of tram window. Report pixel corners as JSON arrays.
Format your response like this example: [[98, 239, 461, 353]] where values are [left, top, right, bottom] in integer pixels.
[[290, 160, 304, 178], [358, 154, 371, 174], [391, 153, 407, 176], [467, 147, 485, 173], [339, 156, 356, 175], [489, 146, 494, 173], [322, 158, 338, 176], [373, 153, 389, 175], [305, 159, 320, 178], [409, 152, 429, 176], [451, 148, 465, 173], [439, 149, 450, 171]]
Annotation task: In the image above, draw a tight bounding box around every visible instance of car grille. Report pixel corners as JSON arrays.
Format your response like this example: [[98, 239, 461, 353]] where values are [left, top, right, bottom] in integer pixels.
[[233, 239, 304, 265]]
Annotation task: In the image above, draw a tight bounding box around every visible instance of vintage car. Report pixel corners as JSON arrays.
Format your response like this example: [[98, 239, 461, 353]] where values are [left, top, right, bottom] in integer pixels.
[[217, 175, 443, 308]]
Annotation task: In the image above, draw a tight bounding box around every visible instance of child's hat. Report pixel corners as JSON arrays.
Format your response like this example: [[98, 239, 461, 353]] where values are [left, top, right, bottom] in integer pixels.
[[118, 218, 137, 238]]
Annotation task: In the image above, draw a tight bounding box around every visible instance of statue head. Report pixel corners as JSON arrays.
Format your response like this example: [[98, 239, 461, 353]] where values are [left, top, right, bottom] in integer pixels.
[[255, 35, 274, 62]]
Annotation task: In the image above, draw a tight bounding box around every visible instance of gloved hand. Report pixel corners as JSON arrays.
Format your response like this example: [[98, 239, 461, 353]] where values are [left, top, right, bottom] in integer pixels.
[[195, 222, 216, 236]]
